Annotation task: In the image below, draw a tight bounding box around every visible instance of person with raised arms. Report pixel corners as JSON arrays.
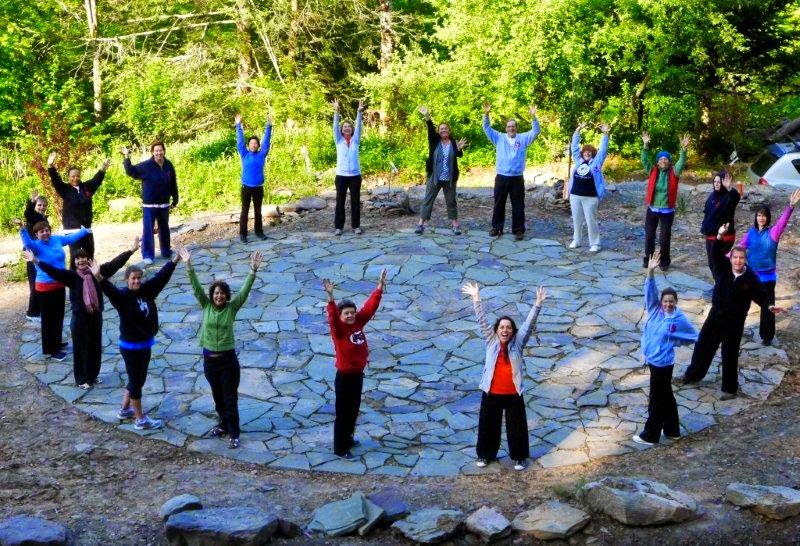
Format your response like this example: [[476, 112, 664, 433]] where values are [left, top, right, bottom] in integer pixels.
[[93, 242, 184, 429], [414, 106, 467, 235], [632, 251, 698, 446], [482, 102, 540, 241], [568, 122, 610, 252], [180, 245, 263, 449], [323, 269, 386, 459], [46, 151, 110, 263], [462, 281, 546, 471], [13, 191, 49, 322], [700, 171, 740, 280], [332, 99, 365, 236], [235, 113, 273, 243], [25, 238, 139, 388], [20, 221, 91, 361]]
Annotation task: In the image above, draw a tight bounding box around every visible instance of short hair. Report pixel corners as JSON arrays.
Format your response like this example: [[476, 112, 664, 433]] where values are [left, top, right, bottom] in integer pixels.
[[493, 315, 518, 337], [660, 287, 678, 302], [73, 248, 90, 260], [337, 299, 357, 313], [150, 141, 165, 152], [581, 144, 597, 158], [34, 195, 48, 206], [31, 221, 50, 234], [67, 166, 81, 176], [209, 280, 231, 303], [124, 265, 143, 279], [730, 245, 747, 257], [247, 136, 260, 147]]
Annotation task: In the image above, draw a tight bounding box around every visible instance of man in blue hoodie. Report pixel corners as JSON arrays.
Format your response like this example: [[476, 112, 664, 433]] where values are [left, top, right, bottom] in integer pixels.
[[482, 102, 540, 241], [122, 142, 179, 265], [235, 113, 273, 243]]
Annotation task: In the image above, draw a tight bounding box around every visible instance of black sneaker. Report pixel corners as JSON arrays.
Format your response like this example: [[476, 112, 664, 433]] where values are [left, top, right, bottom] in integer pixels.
[[414, 225, 424, 235], [228, 437, 240, 449], [59, 341, 68, 349], [211, 426, 227, 438], [256, 233, 267, 240], [337, 451, 354, 460], [514, 232, 524, 241], [50, 351, 67, 362], [489, 228, 502, 237], [719, 391, 737, 401]]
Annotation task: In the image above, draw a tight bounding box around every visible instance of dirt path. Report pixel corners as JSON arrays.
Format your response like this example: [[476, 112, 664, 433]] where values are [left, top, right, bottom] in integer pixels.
[[1, 185, 799, 544]]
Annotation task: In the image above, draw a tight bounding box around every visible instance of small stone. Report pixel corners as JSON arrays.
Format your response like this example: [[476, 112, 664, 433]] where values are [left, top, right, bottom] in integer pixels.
[[391, 508, 464, 544], [307, 492, 369, 536], [296, 196, 328, 211], [165, 507, 278, 545], [512, 500, 591, 539], [159, 493, 203, 521], [0, 515, 73, 546], [726, 483, 800, 520], [74, 442, 95, 455], [465, 506, 512, 543]]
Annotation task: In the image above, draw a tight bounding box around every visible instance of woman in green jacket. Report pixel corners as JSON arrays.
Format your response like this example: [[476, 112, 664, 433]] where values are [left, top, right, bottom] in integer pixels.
[[180, 246, 263, 449]]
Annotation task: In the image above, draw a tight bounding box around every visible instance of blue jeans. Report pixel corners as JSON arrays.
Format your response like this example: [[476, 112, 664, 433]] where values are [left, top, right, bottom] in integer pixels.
[[142, 206, 171, 259]]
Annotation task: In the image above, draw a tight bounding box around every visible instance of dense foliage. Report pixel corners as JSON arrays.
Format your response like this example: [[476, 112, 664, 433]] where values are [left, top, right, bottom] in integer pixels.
[[1, 0, 798, 230]]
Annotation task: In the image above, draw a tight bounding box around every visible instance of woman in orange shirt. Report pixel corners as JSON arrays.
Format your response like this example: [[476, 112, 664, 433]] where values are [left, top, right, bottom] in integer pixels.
[[462, 282, 546, 471]]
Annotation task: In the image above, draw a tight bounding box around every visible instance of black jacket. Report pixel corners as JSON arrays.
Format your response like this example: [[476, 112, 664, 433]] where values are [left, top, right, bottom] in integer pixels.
[[23, 200, 47, 236], [701, 187, 739, 236], [711, 262, 768, 324], [47, 167, 104, 229], [424, 119, 463, 182]]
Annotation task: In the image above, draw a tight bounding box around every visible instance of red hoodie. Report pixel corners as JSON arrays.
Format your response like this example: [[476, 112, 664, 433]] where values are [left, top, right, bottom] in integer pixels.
[[327, 288, 382, 374]]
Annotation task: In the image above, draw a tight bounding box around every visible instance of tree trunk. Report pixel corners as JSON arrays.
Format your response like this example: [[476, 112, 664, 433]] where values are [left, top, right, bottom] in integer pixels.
[[288, 0, 299, 71], [378, 0, 393, 133], [84, 0, 101, 118], [235, 0, 253, 93]]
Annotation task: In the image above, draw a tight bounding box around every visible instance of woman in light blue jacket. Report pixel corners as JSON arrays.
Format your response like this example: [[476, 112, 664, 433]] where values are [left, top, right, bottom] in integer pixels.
[[568, 123, 609, 252], [462, 282, 546, 471]]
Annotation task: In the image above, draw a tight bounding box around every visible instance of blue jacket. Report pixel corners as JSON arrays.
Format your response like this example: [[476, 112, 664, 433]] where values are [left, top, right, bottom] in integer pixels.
[[333, 111, 363, 176], [20, 227, 90, 284], [482, 114, 540, 176], [641, 277, 698, 367], [236, 122, 272, 187], [123, 157, 179, 206], [569, 132, 609, 199]]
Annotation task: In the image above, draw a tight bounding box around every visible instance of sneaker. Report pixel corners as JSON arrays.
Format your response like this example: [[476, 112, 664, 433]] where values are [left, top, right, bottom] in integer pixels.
[[78, 383, 92, 390], [590, 245, 601, 253], [142, 258, 154, 266], [659, 264, 670, 272], [414, 225, 424, 235], [452, 226, 461, 235], [514, 232, 524, 241], [49, 351, 67, 362], [240, 234, 248, 244], [59, 341, 69, 349], [210, 426, 227, 438], [489, 228, 502, 237], [762, 339, 773, 346], [334, 229, 342, 236], [354, 227, 363, 235], [631, 434, 656, 446], [719, 391, 737, 401], [93, 377, 103, 385], [568, 240, 579, 249], [475, 458, 488, 468], [134, 415, 163, 430], [663, 433, 681, 440], [256, 233, 267, 240], [25, 314, 41, 323], [514, 459, 527, 471], [337, 451, 354, 460], [117, 407, 135, 420], [228, 437, 240, 449]]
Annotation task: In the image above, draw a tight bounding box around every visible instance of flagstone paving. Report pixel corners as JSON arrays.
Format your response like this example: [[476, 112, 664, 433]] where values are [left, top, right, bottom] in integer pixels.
[[18, 231, 790, 475]]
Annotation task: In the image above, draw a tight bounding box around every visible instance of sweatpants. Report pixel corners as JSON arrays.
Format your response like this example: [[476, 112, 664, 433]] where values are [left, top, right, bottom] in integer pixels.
[[569, 194, 600, 246], [644, 209, 674, 267], [203, 350, 241, 439], [419, 179, 458, 221], [334, 175, 362, 230], [142, 206, 171, 260], [37, 287, 65, 355], [684, 312, 745, 394], [491, 175, 526, 234], [639, 364, 680, 443], [71, 311, 103, 385], [26, 262, 39, 317], [121, 347, 151, 400], [475, 392, 530, 461], [759, 281, 776, 344], [240, 185, 264, 237], [333, 371, 364, 455]]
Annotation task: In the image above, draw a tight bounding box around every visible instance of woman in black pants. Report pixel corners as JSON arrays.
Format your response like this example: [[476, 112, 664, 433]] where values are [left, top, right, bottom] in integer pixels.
[[27, 238, 139, 388], [93, 244, 183, 430], [15, 191, 48, 321], [700, 171, 739, 279], [332, 99, 365, 236]]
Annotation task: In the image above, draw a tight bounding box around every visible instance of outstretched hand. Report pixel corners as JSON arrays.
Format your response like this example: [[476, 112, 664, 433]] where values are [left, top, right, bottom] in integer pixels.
[[790, 189, 800, 207], [461, 282, 481, 302], [599, 122, 610, 134], [30, 189, 39, 202], [456, 137, 468, 151], [88, 259, 102, 280], [322, 278, 335, 300], [575, 122, 588, 132], [357, 99, 365, 112], [681, 134, 691, 149], [130, 236, 141, 253], [377, 268, 387, 290], [723, 172, 733, 190], [483, 102, 491, 114], [11, 218, 23, 228], [529, 105, 537, 118], [175, 242, 190, 264], [718, 222, 730, 237], [418, 105, 429, 118], [250, 250, 263, 271], [535, 286, 547, 306], [101, 158, 112, 171], [22, 249, 36, 263], [235, 114, 242, 125], [647, 251, 661, 273], [641, 132, 651, 146], [332, 99, 339, 113], [47, 152, 57, 168], [120, 146, 130, 157]]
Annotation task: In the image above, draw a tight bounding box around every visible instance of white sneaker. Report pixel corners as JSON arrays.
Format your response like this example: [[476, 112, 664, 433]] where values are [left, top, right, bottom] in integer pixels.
[[142, 258, 153, 266], [134, 415, 162, 430], [590, 245, 601, 252], [354, 227, 363, 235], [631, 434, 655, 446], [475, 458, 488, 468], [334, 229, 342, 236], [568, 241, 579, 249], [513, 459, 527, 471]]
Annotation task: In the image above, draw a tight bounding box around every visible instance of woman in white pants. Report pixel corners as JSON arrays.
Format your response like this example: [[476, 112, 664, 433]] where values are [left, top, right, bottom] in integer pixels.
[[568, 123, 609, 252]]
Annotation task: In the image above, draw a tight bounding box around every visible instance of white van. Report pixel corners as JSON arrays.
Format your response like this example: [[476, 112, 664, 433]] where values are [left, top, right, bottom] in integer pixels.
[[747, 142, 800, 188]]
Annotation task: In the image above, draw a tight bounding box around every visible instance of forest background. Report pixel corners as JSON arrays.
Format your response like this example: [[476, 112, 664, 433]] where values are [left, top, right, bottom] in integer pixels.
[[1, 0, 798, 231]]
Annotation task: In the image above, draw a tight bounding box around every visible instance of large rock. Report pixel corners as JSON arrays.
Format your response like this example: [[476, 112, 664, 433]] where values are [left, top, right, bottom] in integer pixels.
[[465, 506, 511, 543], [0, 515, 73, 546], [391, 508, 464, 544], [159, 494, 203, 521], [578, 477, 701, 526], [307, 492, 384, 537], [367, 487, 410, 523], [726, 483, 800, 520], [512, 500, 591, 539], [295, 197, 328, 211], [165, 507, 278, 545]]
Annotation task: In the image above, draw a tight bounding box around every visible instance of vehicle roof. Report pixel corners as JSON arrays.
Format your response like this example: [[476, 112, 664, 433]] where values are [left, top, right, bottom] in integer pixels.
[[767, 142, 800, 157]]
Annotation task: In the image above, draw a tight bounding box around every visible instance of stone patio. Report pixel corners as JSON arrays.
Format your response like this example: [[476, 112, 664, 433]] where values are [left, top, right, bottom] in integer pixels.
[[18, 230, 790, 476]]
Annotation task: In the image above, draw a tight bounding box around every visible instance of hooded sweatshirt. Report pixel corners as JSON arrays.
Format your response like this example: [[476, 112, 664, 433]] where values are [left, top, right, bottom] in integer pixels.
[[641, 277, 698, 367]]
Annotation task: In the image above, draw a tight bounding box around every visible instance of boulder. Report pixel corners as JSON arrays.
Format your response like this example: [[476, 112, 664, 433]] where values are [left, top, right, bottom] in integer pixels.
[[465, 506, 511, 543], [367, 487, 410, 523], [296, 197, 328, 211], [391, 508, 464, 543], [165, 507, 278, 545], [512, 500, 591, 539], [279, 203, 298, 213], [276, 518, 302, 538], [0, 515, 73, 546], [159, 494, 203, 521], [578, 477, 701, 526], [263, 205, 281, 218], [726, 483, 800, 520], [307, 492, 384, 537]]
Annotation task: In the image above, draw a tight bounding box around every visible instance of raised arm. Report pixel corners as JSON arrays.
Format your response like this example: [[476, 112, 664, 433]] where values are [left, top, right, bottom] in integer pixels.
[[19, 227, 35, 250], [594, 126, 610, 167], [235, 115, 246, 156], [84, 166, 107, 194], [673, 147, 688, 176], [670, 312, 699, 346], [121, 147, 142, 180], [99, 239, 138, 279], [332, 103, 343, 143], [28, 252, 74, 286], [353, 104, 364, 143], [141, 250, 180, 298], [47, 167, 68, 198], [770, 194, 798, 242], [640, 132, 652, 171], [356, 269, 386, 323], [644, 251, 661, 313], [462, 282, 494, 342], [61, 227, 91, 246], [482, 103, 500, 145], [323, 278, 344, 336], [518, 107, 540, 147], [187, 265, 209, 308], [570, 125, 583, 162], [259, 118, 273, 158], [230, 250, 262, 311], [517, 286, 546, 347]]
